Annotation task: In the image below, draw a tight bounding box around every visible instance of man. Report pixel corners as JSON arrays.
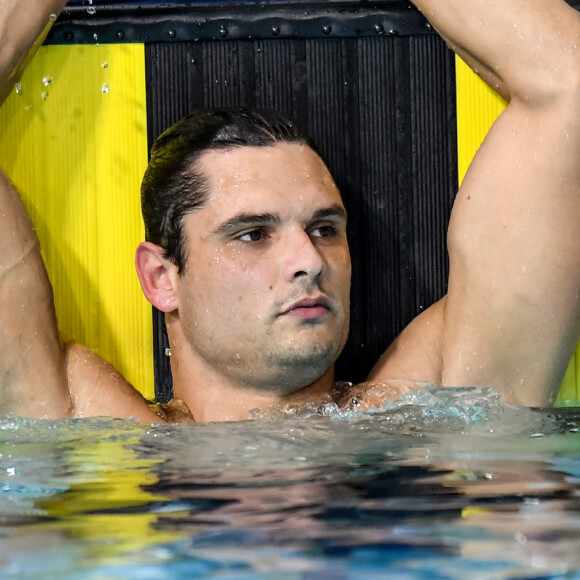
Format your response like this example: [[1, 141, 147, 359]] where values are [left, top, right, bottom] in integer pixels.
[[1, 0, 579, 422]]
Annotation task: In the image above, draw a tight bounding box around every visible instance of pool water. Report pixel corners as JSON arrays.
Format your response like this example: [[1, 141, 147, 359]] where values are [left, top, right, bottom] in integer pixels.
[[1, 387, 579, 579]]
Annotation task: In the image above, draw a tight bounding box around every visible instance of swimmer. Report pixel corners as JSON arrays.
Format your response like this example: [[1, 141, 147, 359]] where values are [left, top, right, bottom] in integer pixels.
[[1, 0, 579, 422]]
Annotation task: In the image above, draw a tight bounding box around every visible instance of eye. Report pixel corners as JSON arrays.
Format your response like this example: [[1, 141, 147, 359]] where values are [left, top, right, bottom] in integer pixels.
[[310, 224, 338, 239], [237, 229, 269, 242]]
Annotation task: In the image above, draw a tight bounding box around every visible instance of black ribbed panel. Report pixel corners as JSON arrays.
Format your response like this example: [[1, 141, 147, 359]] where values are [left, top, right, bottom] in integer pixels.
[[146, 34, 457, 401]]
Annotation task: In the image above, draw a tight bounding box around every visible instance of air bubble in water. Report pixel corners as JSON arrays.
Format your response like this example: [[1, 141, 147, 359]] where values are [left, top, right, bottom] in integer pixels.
[[101, 83, 110, 94]]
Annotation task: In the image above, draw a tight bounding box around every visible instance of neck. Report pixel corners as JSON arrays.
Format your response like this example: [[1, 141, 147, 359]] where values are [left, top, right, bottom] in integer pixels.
[[165, 314, 336, 422]]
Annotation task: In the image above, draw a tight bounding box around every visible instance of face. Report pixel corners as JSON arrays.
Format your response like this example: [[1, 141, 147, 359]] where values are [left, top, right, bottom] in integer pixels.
[[174, 143, 351, 394]]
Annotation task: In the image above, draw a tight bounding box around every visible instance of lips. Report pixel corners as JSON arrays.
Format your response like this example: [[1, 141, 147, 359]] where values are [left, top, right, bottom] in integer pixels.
[[280, 295, 332, 319]]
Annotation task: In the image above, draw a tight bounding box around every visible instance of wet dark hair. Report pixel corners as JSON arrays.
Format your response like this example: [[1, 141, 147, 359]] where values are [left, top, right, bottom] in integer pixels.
[[141, 107, 318, 273]]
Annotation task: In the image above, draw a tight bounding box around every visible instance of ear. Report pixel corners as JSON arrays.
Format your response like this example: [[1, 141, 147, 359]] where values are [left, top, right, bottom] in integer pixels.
[[135, 242, 179, 312]]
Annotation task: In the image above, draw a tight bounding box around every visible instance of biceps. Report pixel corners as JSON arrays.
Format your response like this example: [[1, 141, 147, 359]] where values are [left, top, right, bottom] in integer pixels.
[[443, 101, 580, 404]]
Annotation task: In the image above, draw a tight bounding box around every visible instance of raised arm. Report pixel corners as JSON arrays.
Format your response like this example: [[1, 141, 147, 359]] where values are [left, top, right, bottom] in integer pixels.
[[0, 0, 161, 421], [372, 0, 580, 405], [0, 1, 70, 417]]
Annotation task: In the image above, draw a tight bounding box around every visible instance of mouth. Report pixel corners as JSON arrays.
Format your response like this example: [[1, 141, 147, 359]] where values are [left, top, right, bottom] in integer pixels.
[[280, 295, 332, 320]]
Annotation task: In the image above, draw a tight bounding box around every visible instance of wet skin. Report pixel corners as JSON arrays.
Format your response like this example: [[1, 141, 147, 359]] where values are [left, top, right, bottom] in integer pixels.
[[165, 143, 352, 413]]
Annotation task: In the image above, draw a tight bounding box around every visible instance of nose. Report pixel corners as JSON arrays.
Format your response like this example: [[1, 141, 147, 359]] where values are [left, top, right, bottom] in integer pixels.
[[282, 228, 325, 283]]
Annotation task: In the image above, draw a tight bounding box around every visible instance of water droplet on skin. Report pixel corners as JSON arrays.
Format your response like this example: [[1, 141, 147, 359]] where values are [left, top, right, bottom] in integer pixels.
[[42, 76, 53, 87], [14, 82, 23, 95], [101, 83, 110, 94], [49, 13, 57, 22], [24, 105, 33, 111], [102, 61, 108, 69], [41, 91, 49, 101]]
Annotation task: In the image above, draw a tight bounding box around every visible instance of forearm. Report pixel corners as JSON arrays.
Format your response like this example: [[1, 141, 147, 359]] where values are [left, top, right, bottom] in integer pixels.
[[411, 0, 580, 103], [0, 0, 68, 104]]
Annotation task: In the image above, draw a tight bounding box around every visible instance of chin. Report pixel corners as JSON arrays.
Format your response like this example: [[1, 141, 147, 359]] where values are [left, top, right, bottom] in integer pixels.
[[262, 342, 341, 390]]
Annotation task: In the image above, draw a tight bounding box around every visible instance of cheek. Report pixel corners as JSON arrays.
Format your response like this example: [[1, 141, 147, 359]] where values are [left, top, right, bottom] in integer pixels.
[[329, 245, 352, 280], [225, 248, 278, 289], [202, 249, 276, 302]]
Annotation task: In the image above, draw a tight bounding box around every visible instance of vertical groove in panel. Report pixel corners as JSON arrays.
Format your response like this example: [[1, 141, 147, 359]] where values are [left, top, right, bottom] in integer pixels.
[[254, 40, 295, 113], [356, 37, 402, 375], [409, 36, 457, 316], [305, 39, 350, 172], [392, 36, 416, 330], [146, 42, 204, 146], [203, 41, 255, 107]]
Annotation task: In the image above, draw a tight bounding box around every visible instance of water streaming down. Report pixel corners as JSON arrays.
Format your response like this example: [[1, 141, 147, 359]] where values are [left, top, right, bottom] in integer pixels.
[[1, 387, 579, 579]]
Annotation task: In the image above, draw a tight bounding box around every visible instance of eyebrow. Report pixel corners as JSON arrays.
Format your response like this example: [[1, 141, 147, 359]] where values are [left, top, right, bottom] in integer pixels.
[[311, 204, 348, 223], [213, 212, 280, 236], [213, 204, 347, 236]]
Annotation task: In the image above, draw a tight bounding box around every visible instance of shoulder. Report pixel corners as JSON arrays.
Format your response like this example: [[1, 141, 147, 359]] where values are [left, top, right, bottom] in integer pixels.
[[64, 343, 167, 423]]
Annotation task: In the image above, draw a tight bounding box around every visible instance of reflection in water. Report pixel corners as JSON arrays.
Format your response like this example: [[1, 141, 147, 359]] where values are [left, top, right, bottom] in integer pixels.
[[0, 391, 579, 579]]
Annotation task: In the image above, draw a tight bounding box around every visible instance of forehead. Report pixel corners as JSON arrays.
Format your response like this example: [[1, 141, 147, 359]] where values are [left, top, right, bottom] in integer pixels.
[[195, 143, 343, 213]]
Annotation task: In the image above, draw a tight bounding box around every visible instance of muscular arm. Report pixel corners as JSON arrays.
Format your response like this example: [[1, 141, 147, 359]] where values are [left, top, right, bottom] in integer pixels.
[[0, 166, 159, 420], [0, 170, 72, 417], [0, 1, 70, 416], [0, 0, 160, 421], [372, 0, 580, 405]]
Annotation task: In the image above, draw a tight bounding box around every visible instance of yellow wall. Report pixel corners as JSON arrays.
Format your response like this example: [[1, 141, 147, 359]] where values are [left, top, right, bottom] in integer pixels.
[[455, 56, 580, 404], [0, 44, 154, 399]]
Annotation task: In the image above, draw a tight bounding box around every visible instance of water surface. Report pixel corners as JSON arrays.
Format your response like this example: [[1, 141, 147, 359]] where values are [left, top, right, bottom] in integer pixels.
[[1, 387, 579, 579]]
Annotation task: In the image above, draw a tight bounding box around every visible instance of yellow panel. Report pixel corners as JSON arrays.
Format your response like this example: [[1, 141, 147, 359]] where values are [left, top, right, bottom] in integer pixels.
[[455, 56, 579, 405], [0, 44, 154, 400]]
